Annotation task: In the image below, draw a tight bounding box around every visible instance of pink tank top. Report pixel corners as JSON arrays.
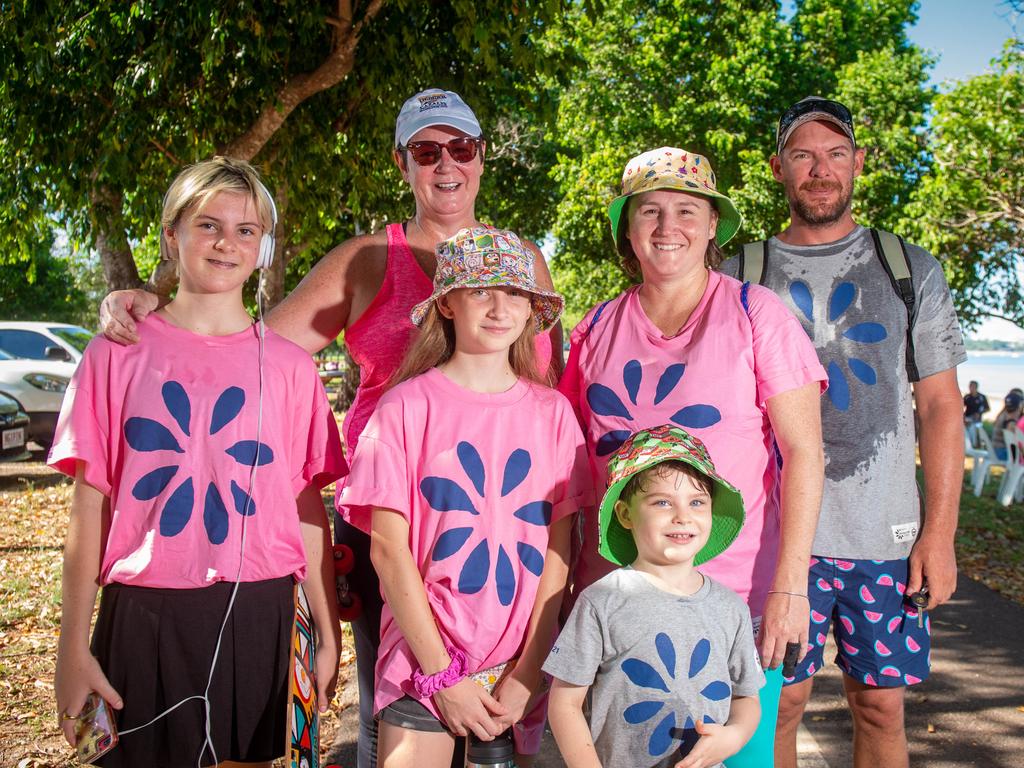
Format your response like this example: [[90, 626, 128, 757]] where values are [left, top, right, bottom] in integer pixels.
[[341, 223, 555, 454]]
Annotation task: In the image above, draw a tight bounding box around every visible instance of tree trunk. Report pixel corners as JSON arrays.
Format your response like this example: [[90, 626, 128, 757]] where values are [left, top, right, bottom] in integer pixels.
[[147, 258, 179, 298], [90, 186, 144, 291], [222, 0, 385, 161], [260, 238, 288, 309], [144, 0, 385, 299]]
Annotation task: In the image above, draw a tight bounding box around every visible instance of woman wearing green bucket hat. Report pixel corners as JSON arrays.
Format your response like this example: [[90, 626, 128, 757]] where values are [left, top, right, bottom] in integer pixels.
[[557, 147, 828, 766]]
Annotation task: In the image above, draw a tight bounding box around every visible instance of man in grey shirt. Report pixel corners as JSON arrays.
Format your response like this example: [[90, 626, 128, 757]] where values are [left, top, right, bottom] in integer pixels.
[[720, 97, 965, 768]]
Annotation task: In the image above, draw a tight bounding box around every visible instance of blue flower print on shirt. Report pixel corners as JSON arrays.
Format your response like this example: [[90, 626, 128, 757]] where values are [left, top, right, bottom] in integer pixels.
[[789, 280, 887, 412], [124, 381, 274, 544], [621, 633, 729, 758], [421, 441, 548, 607], [587, 360, 721, 456]]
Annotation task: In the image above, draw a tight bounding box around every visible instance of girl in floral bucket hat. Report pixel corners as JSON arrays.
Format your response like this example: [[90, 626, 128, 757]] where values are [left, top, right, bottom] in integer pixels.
[[398, 226, 565, 387], [339, 224, 589, 766], [544, 425, 764, 767]]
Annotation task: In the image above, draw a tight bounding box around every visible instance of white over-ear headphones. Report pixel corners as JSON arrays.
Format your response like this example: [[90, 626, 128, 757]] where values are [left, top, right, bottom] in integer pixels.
[[253, 177, 278, 270]]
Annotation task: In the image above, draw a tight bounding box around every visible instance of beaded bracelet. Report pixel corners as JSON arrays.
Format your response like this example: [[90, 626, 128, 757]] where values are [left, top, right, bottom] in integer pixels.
[[412, 647, 468, 698], [767, 590, 809, 599]]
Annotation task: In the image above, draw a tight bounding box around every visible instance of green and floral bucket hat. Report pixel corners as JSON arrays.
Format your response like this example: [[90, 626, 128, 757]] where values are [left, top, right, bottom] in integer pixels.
[[599, 424, 746, 567], [410, 226, 564, 333], [607, 147, 743, 249]]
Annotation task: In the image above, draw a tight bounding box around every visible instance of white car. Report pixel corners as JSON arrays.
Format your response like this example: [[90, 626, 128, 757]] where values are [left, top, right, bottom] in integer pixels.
[[0, 344, 79, 450], [0, 321, 92, 363], [0, 322, 92, 447]]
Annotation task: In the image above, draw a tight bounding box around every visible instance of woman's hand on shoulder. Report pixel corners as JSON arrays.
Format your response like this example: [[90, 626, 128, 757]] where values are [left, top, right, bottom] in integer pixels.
[[432, 678, 509, 741], [55, 644, 122, 747], [99, 289, 160, 345]]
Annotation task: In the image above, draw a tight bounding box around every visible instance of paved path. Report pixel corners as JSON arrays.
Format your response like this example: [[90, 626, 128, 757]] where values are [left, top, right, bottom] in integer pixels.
[[326, 576, 1024, 767]]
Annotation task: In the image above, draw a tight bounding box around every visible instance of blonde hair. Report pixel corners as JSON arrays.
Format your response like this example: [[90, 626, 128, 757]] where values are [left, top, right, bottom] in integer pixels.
[[390, 302, 553, 389], [160, 156, 274, 260]]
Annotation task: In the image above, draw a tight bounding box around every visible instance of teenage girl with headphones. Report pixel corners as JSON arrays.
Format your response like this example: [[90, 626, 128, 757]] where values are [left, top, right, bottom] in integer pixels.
[[50, 157, 346, 767], [339, 227, 588, 768]]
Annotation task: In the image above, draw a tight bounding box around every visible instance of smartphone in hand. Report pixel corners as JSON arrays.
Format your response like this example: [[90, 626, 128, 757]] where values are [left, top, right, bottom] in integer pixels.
[[75, 692, 119, 764]]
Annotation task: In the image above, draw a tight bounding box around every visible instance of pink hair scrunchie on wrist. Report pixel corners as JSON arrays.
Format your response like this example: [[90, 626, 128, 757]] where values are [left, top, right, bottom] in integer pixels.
[[412, 647, 468, 698]]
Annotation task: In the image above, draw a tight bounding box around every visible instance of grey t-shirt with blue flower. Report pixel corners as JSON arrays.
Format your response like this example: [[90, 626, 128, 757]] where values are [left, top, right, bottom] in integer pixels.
[[543, 568, 764, 768], [720, 226, 966, 559]]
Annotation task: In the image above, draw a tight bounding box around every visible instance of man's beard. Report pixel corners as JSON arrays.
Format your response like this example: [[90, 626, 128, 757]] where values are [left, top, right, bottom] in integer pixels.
[[789, 179, 852, 226]]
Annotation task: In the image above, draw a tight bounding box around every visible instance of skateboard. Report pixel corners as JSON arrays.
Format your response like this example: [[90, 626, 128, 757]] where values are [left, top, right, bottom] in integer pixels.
[[289, 583, 318, 768], [289, 544, 362, 768]]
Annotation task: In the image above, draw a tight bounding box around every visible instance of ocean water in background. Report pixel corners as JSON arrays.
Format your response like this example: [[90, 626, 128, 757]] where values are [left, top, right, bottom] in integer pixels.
[[957, 351, 1024, 404]]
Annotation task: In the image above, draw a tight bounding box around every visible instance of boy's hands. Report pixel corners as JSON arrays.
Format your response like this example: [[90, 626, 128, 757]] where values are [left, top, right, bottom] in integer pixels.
[[55, 645, 122, 747], [433, 678, 509, 741], [673, 719, 746, 768], [492, 661, 539, 729]]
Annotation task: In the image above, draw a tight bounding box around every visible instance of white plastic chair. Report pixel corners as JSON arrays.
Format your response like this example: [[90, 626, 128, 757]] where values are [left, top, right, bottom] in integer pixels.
[[972, 427, 1006, 497], [997, 429, 1024, 506], [964, 428, 989, 496]]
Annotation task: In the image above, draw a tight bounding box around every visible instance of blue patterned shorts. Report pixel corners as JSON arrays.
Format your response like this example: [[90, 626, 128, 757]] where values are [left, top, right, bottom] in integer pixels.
[[785, 556, 931, 687]]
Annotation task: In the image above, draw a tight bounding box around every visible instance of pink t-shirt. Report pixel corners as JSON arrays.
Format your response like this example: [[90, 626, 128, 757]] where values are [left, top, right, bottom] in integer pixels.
[[339, 368, 590, 720], [49, 314, 346, 588], [341, 223, 553, 454], [559, 272, 827, 617]]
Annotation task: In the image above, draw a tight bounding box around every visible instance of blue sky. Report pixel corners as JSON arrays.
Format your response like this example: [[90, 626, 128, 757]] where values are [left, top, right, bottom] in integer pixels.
[[911, 0, 1019, 90], [909, 1, 1022, 339]]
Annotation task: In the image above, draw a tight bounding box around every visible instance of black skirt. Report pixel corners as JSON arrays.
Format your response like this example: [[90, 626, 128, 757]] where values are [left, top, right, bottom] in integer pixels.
[[90, 576, 294, 767]]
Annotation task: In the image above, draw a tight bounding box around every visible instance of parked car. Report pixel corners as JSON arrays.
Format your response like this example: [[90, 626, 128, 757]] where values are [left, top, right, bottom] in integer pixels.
[[0, 321, 92, 363], [0, 391, 31, 462], [0, 348, 71, 450]]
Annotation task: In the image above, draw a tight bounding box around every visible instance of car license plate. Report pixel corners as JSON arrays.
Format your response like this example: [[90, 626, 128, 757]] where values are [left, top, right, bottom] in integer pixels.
[[2, 427, 25, 450]]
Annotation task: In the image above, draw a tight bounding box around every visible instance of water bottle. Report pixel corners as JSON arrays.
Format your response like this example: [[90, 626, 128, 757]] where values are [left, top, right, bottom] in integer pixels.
[[465, 729, 516, 768]]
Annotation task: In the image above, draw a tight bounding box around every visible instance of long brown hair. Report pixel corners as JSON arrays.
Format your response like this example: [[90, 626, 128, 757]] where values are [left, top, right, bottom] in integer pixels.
[[389, 301, 553, 389]]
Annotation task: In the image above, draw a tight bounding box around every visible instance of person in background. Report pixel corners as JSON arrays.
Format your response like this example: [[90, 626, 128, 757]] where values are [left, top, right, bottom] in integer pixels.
[[992, 390, 1023, 460], [963, 380, 990, 446]]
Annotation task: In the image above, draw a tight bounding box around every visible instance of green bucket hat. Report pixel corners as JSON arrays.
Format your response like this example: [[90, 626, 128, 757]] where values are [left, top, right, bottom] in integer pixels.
[[599, 424, 745, 567], [607, 147, 743, 249]]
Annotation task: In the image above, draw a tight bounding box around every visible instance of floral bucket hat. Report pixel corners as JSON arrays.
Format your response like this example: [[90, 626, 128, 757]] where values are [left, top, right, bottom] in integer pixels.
[[599, 424, 745, 567], [607, 147, 743, 248], [410, 226, 564, 333]]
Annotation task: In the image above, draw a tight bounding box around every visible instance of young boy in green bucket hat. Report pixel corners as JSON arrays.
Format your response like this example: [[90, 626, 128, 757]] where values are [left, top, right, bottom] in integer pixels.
[[544, 425, 764, 768]]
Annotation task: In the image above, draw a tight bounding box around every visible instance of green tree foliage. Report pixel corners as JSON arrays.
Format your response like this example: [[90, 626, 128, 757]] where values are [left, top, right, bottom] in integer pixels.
[[547, 0, 932, 318], [0, 233, 93, 325], [905, 41, 1024, 330], [0, 1, 567, 305]]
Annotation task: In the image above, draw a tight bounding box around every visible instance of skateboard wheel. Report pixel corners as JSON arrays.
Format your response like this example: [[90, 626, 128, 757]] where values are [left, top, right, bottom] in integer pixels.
[[337, 590, 363, 622], [332, 544, 354, 575]]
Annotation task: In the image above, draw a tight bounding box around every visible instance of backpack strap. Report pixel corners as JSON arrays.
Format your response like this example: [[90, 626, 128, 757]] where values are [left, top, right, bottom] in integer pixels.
[[869, 228, 920, 382], [738, 241, 769, 286], [583, 300, 612, 340]]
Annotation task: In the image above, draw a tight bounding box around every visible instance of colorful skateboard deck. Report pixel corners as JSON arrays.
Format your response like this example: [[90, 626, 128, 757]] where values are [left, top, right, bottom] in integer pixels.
[[290, 583, 319, 768]]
